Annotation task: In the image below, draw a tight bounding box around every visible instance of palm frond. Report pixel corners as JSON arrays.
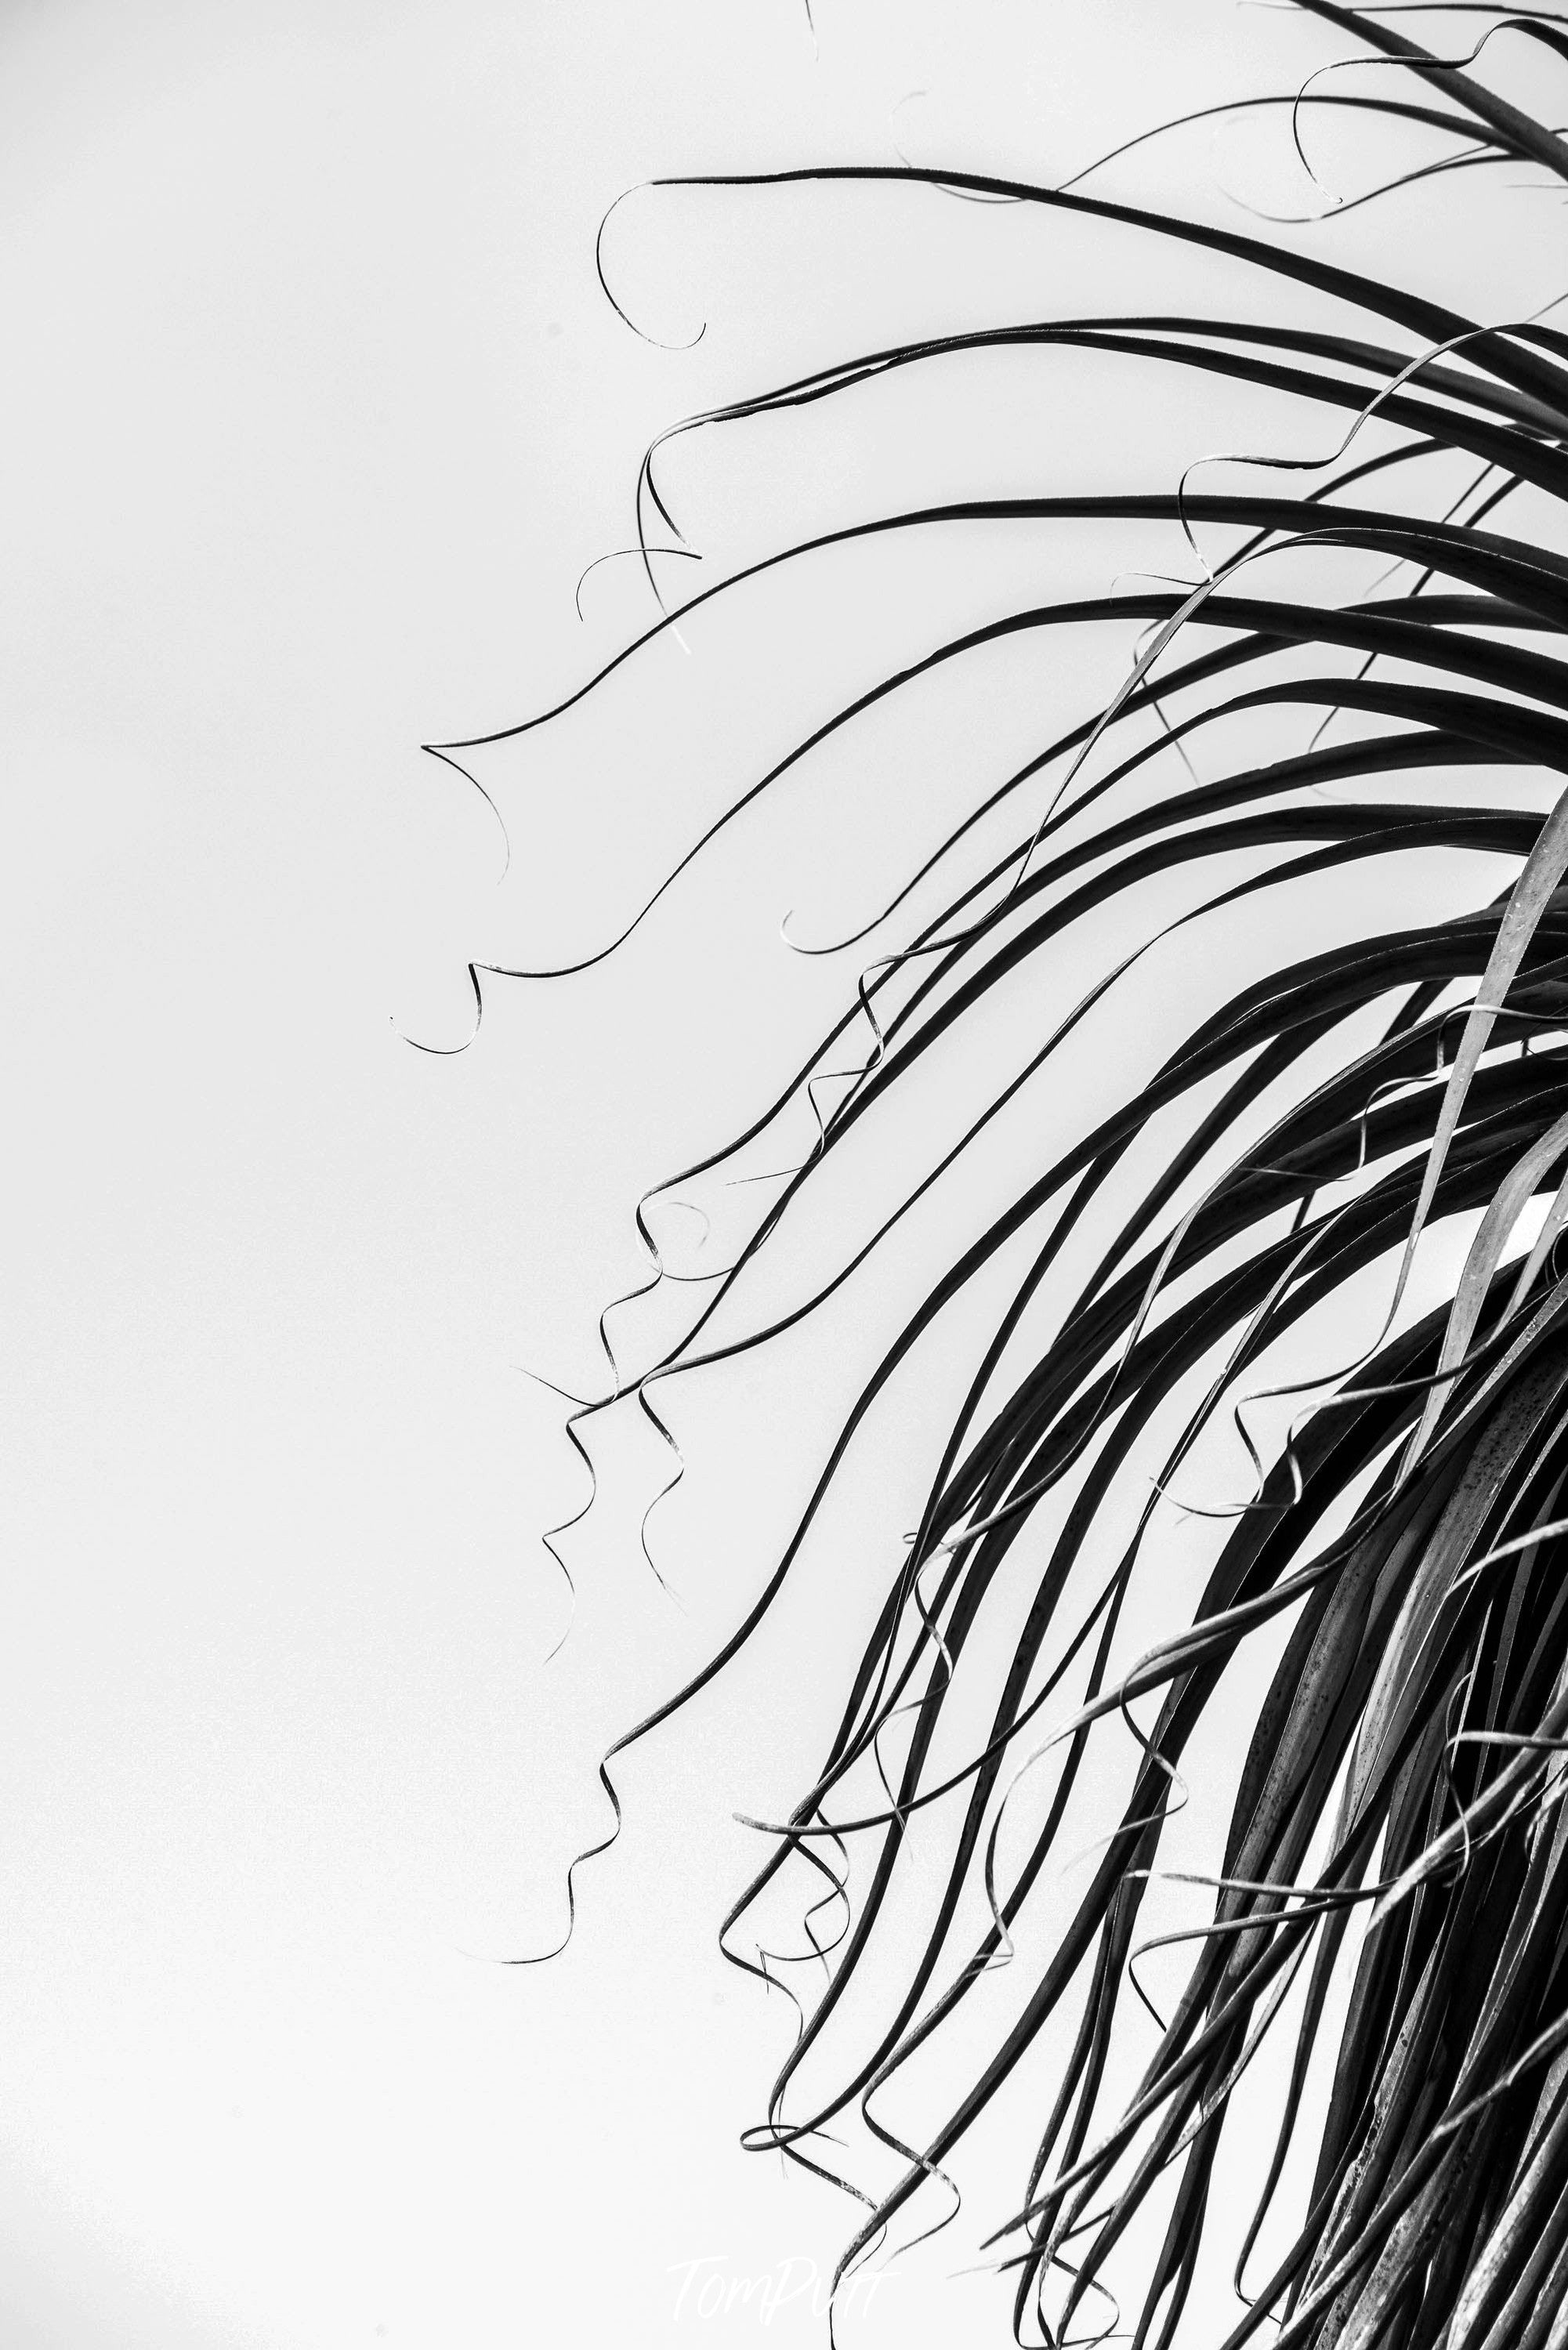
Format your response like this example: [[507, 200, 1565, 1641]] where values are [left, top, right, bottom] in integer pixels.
[[479, 7, 1568, 2340]]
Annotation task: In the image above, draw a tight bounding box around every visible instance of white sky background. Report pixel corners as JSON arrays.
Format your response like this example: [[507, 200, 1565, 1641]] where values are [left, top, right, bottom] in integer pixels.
[[4, 4, 1565, 2345]]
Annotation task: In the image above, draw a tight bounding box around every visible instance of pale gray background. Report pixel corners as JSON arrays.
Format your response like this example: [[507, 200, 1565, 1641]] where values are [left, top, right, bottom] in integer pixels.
[[2, 4, 1552, 2345]]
